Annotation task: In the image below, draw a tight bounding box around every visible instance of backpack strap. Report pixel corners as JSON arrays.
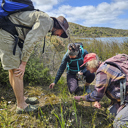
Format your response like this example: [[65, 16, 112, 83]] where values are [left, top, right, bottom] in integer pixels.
[[13, 24, 32, 29], [80, 45, 84, 60], [42, 36, 46, 53], [0, 17, 32, 55], [77, 61, 80, 71], [120, 78, 126, 105]]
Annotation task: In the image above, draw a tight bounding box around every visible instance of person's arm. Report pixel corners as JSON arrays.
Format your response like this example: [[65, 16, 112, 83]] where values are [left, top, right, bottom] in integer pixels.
[[54, 53, 68, 84], [49, 52, 69, 89], [78, 67, 87, 76], [74, 72, 108, 102], [85, 72, 107, 102], [85, 86, 105, 102], [81, 67, 87, 74], [21, 13, 53, 62]]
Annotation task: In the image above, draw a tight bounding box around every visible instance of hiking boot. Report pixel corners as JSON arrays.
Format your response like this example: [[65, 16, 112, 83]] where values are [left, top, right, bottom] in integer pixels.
[[25, 97, 39, 105], [16, 104, 38, 114]]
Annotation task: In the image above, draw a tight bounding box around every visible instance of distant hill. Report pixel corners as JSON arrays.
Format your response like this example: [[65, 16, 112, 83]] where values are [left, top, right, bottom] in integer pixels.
[[69, 22, 128, 38]]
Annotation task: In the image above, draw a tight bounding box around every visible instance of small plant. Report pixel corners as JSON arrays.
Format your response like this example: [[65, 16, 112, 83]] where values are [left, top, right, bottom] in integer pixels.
[[51, 103, 65, 128], [0, 101, 12, 127], [72, 100, 78, 127], [0, 62, 9, 86], [24, 54, 51, 86]]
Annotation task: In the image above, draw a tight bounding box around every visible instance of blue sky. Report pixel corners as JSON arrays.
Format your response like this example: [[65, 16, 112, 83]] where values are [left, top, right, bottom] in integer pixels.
[[32, 0, 128, 30]]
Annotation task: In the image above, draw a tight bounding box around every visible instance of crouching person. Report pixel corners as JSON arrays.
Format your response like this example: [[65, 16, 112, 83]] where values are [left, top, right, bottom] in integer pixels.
[[74, 53, 128, 128], [49, 43, 95, 94]]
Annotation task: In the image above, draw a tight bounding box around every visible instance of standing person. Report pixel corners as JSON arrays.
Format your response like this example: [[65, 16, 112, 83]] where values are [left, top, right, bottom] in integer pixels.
[[0, 6, 69, 113], [74, 53, 128, 128], [49, 43, 95, 94]]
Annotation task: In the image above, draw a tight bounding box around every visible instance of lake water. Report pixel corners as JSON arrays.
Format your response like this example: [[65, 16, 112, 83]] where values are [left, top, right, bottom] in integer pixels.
[[84, 37, 128, 43]]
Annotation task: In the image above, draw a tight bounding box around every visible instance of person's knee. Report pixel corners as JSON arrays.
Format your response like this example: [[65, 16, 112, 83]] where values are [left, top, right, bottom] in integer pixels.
[[9, 69, 15, 74], [69, 87, 76, 94], [67, 77, 78, 94], [68, 84, 79, 94], [9, 69, 13, 73], [9, 69, 14, 85], [9, 69, 23, 80]]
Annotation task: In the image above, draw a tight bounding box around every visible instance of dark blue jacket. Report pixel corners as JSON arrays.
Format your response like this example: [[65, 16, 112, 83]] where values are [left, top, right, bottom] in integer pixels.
[[54, 49, 88, 84]]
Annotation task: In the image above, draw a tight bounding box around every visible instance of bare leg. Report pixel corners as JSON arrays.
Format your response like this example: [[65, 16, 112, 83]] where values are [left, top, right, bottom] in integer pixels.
[[9, 69, 28, 109]]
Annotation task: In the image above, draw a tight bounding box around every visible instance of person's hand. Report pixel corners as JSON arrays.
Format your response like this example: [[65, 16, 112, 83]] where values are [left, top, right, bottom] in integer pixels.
[[78, 71, 83, 75], [49, 83, 55, 89], [74, 96, 85, 102], [14, 61, 26, 79], [94, 101, 101, 109]]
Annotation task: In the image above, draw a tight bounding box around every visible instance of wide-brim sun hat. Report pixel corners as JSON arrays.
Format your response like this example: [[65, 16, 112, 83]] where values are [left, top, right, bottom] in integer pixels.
[[51, 16, 69, 38], [80, 53, 97, 67]]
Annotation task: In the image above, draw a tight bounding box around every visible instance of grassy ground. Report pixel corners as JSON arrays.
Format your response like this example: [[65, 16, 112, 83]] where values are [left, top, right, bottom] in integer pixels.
[[0, 80, 113, 128], [1, 38, 126, 128]]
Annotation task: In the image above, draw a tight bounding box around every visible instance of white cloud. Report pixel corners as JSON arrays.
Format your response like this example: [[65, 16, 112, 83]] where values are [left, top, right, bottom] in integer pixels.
[[83, 1, 128, 29], [31, 0, 128, 29], [111, 1, 128, 10], [52, 2, 122, 24], [60, 1, 128, 29], [113, 0, 128, 2], [32, 0, 59, 11]]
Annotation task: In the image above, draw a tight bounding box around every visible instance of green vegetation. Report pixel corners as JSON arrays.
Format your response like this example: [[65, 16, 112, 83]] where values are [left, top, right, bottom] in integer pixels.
[[69, 22, 128, 38], [83, 39, 128, 60], [24, 52, 51, 86], [0, 45, 51, 87], [0, 82, 113, 128], [0, 28, 128, 127]]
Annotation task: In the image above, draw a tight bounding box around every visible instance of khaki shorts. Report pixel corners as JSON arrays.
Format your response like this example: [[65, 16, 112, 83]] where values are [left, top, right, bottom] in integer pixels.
[[0, 29, 21, 70]]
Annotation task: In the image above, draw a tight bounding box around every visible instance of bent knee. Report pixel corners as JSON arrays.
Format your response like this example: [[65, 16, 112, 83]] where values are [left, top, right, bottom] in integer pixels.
[[69, 87, 76, 94], [9, 69, 13, 74]]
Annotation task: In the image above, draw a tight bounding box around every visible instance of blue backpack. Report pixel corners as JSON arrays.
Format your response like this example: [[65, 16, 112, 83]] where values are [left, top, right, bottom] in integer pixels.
[[0, 0, 34, 55], [0, 0, 34, 18]]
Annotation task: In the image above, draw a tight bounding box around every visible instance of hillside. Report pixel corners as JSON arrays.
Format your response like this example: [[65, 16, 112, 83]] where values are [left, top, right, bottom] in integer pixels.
[[69, 22, 128, 38]]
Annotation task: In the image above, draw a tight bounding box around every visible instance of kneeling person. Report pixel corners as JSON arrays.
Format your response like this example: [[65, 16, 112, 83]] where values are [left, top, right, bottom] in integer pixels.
[[49, 43, 95, 94]]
